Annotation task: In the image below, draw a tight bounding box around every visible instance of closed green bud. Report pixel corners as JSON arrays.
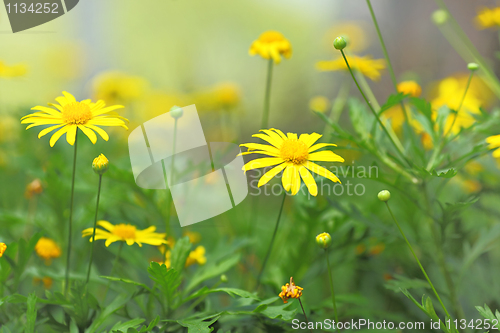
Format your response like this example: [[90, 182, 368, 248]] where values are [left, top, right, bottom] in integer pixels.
[[92, 154, 109, 175], [333, 36, 347, 50], [220, 274, 228, 283], [377, 190, 391, 202], [432, 9, 448, 25], [170, 105, 183, 119], [316, 232, 332, 249], [467, 63, 479, 71]]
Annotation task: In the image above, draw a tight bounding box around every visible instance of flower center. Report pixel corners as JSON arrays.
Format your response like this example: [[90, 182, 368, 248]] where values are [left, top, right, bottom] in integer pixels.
[[280, 139, 309, 164], [62, 102, 92, 125], [112, 224, 137, 239]]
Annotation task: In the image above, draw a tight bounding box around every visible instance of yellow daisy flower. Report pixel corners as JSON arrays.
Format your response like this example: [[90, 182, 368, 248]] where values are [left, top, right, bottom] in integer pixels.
[[21, 91, 128, 147], [383, 81, 422, 134], [0, 61, 27, 78], [240, 128, 344, 196], [475, 7, 500, 29], [92, 71, 149, 105], [35, 237, 61, 263], [249, 31, 292, 64], [0, 243, 6, 258], [316, 55, 385, 81], [82, 220, 167, 247], [279, 277, 303, 304], [486, 135, 500, 158]]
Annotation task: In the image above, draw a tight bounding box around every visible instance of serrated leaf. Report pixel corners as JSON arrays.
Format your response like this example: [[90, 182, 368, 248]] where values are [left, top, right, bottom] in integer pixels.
[[110, 318, 145, 332], [177, 316, 220, 333], [148, 262, 180, 304], [171, 237, 192, 274], [100, 276, 152, 292], [138, 316, 160, 333], [379, 93, 407, 115]]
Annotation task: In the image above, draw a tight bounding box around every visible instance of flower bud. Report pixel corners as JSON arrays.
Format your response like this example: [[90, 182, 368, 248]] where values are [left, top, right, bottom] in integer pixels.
[[377, 190, 391, 202], [316, 232, 332, 249], [92, 154, 109, 175], [467, 63, 479, 71], [333, 36, 347, 50], [220, 274, 228, 283], [170, 105, 183, 119], [432, 10, 448, 25]]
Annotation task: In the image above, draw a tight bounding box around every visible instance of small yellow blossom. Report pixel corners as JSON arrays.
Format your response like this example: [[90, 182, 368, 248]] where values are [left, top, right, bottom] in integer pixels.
[[33, 276, 53, 289], [249, 31, 292, 64], [486, 134, 500, 158], [0, 243, 6, 257], [475, 7, 500, 29], [383, 81, 422, 134], [309, 96, 330, 113], [82, 221, 167, 247], [183, 231, 201, 244], [464, 161, 484, 176], [25, 179, 43, 199], [0, 61, 27, 78], [397, 81, 422, 97], [316, 55, 385, 81], [279, 277, 303, 303], [92, 154, 109, 175], [35, 237, 61, 264], [186, 246, 207, 267], [92, 71, 148, 105], [369, 243, 386, 256]]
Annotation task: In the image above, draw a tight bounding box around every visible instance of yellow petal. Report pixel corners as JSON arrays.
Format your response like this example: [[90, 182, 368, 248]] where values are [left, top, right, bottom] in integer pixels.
[[66, 125, 77, 145], [242, 157, 283, 171], [270, 128, 288, 140], [240, 143, 280, 155], [252, 133, 282, 148], [290, 165, 301, 195], [237, 150, 278, 157], [49, 125, 70, 147], [281, 165, 293, 191], [62, 91, 77, 103], [85, 125, 109, 141], [97, 220, 116, 232], [78, 125, 97, 144], [299, 166, 318, 196], [38, 124, 65, 138], [300, 133, 322, 147], [308, 151, 344, 163], [258, 163, 288, 187], [308, 143, 337, 153], [304, 161, 341, 184], [30, 106, 62, 117], [91, 105, 125, 117]]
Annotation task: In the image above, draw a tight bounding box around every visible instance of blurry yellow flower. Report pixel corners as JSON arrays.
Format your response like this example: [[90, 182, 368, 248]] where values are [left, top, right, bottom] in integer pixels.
[[279, 277, 303, 304], [25, 179, 43, 199], [186, 246, 207, 267], [92, 71, 148, 105], [369, 243, 385, 256], [21, 91, 128, 147], [192, 82, 241, 111], [82, 221, 167, 247], [33, 276, 53, 289], [0, 116, 19, 144], [464, 161, 484, 176], [431, 77, 483, 134], [486, 134, 500, 158], [355, 244, 366, 255], [383, 81, 422, 134], [240, 129, 344, 196], [139, 92, 187, 124], [0, 243, 6, 257], [183, 231, 201, 244], [462, 179, 482, 193], [0, 61, 27, 78], [316, 55, 385, 81], [475, 7, 500, 29], [309, 96, 330, 113], [324, 21, 369, 53], [397, 81, 422, 97], [35, 237, 61, 263], [249, 31, 292, 64]]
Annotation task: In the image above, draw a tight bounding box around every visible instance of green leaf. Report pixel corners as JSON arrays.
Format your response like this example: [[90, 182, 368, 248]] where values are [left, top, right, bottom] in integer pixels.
[[432, 168, 457, 178], [384, 275, 429, 292], [399, 288, 426, 313], [148, 261, 180, 303], [171, 236, 192, 274], [185, 253, 240, 293], [410, 97, 433, 120], [100, 276, 152, 292], [185, 287, 259, 303], [379, 93, 407, 115], [177, 316, 220, 333], [25, 293, 37, 333], [110, 318, 145, 332], [138, 316, 160, 333], [87, 293, 130, 333], [476, 304, 500, 322]]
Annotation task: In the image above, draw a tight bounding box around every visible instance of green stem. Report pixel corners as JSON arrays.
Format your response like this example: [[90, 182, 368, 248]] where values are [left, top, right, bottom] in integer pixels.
[[261, 59, 274, 128], [339, 50, 409, 166], [426, 70, 474, 171], [324, 81, 351, 136], [434, 0, 500, 99], [103, 242, 124, 301], [383, 202, 452, 321], [86, 174, 103, 285], [256, 191, 286, 289], [325, 248, 341, 333], [64, 132, 78, 296], [298, 298, 313, 333]]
